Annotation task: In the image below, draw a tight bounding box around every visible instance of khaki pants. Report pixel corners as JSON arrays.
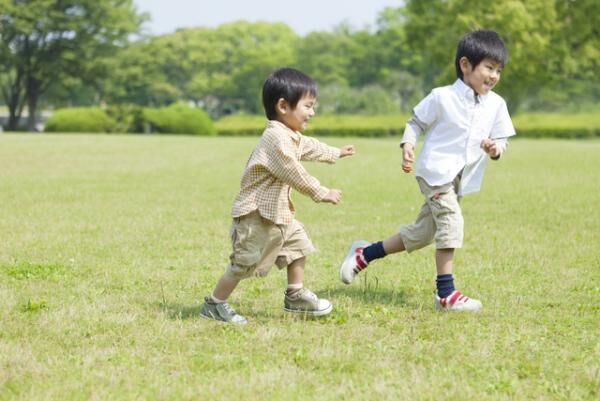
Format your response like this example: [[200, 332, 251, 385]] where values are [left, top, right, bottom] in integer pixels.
[[399, 176, 464, 252], [226, 211, 316, 279]]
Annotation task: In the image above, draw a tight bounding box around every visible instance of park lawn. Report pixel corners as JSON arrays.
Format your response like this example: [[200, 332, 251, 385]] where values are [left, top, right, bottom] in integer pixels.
[[0, 134, 598, 401]]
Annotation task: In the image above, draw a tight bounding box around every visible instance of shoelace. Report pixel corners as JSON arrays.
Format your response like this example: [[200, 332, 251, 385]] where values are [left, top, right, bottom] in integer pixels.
[[221, 302, 237, 316], [297, 288, 317, 301]]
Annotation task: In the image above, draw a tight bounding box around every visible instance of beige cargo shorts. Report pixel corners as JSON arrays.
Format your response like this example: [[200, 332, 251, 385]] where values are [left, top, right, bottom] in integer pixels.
[[226, 211, 316, 279], [399, 175, 464, 252]]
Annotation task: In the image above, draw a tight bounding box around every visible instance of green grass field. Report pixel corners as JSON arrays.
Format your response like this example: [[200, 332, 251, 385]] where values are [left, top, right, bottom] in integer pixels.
[[1, 134, 598, 400]]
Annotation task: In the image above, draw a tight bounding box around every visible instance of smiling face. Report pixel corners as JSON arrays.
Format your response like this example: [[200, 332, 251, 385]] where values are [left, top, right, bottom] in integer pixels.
[[460, 57, 503, 95], [276, 93, 316, 132]]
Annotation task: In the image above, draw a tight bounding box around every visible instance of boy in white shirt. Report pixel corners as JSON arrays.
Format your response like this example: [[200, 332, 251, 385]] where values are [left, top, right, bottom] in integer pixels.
[[340, 29, 515, 311]]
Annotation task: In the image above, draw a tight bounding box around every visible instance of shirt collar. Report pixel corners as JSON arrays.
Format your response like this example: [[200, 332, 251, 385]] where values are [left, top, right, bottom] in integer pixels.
[[267, 119, 301, 142], [452, 78, 488, 105]]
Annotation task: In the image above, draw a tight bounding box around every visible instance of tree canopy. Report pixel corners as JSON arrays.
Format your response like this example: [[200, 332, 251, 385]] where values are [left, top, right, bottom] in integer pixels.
[[0, 0, 143, 130], [1, 0, 597, 130]]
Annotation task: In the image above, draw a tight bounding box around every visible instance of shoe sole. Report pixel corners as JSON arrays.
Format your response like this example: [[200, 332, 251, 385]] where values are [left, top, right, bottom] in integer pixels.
[[339, 240, 369, 284], [199, 311, 248, 324], [434, 300, 483, 312], [283, 303, 333, 317]]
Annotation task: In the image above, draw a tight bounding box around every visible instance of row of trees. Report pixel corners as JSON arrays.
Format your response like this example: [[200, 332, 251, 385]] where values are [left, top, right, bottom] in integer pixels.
[[1, 0, 598, 131]]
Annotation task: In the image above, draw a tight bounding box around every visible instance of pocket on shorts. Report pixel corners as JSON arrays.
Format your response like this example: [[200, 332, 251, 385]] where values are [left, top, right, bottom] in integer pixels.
[[231, 218, 263, 269], [429, 190, 452, 212]]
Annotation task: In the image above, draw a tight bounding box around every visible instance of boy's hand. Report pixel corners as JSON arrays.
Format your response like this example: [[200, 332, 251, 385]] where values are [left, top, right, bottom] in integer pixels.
[[480, 138, 500, 158], [402, 143, 415, 173], [339, 145, 355, 158], [322, 189, 342, 204]]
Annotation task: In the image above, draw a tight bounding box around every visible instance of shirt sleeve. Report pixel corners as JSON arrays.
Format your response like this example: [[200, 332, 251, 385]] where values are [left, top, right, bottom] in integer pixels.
[[413, 90, 439, 126], [299, 136, 340, 163], [489, 99, 515, 160], [263, 133, 329, 202], [400, 115, 428, 147], [490, 99, 516, 140], [490, 137, 508, 160]]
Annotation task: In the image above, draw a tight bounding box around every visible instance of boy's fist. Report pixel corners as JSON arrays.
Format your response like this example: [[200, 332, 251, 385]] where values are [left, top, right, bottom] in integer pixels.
[[402, 143, 415, 173], [323, 189, 342, 204], [340, 145, 355, 158], [480, 138, 500, 158]]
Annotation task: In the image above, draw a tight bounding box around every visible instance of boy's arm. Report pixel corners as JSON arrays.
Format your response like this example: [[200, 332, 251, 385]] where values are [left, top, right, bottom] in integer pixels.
[[400, 115, 427, 173], [400, 115, 427, 148], [299, 136, 341, 163], [401, 90, 437, 148], [491, 137, 508, 160], [486, 100, 516, 160], [266, 136, 331, 202]]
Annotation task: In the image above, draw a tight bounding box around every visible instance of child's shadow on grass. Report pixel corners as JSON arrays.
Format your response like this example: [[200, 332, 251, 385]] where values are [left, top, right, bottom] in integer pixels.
[[160, 303, 202, 320]]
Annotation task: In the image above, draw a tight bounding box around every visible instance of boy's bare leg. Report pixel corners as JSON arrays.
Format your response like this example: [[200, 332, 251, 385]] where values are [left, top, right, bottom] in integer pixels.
[[382, 233, 407, 254], [435, 248, 454, 275], [201, 271, 247, 324], [287, 257, 305, 286], [212, 273, 240, 301], [284, 256, 332, 315]]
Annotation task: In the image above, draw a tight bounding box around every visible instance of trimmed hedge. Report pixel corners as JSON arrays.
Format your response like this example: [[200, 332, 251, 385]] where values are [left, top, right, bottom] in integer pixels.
[[512, 113, 599, 139], [45, 108, 115, 133], [44, 104, 216, 135], [143, 103, 215, 135], [215, 113, 600, 138]]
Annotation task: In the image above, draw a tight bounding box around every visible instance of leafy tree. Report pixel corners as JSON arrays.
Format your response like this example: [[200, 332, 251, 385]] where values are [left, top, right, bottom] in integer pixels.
[[101, 39, 181, 106], [0, 0, 143, 130], [212, 21, 298, 115], [104, 22, 298, 118], [295, 31, 352, 87]]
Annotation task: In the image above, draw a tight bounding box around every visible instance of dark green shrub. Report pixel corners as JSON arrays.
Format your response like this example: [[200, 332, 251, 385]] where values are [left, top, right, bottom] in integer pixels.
[[143, 103, 215, 135], [106, 104, 146, 133], [44, 108, 115, 133]]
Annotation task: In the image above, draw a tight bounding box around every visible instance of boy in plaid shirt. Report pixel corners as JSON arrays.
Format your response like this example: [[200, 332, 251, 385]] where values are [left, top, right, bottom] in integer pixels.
[[201, 68, 355, 324]]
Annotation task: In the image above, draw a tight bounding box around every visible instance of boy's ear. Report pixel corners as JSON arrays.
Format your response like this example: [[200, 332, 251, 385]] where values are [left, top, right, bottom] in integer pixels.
[[459, 56, 472, 74], [276, 98, 288, 115]]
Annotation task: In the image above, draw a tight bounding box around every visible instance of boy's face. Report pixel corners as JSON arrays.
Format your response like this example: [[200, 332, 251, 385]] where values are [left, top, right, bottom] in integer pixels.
[[276, 93, 316, 132], [460, 57, 502, 95]]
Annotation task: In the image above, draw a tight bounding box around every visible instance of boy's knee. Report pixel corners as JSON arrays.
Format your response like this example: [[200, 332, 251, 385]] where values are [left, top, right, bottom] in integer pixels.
[[226, 263, 254, 280], [397, 228, 434, 253]]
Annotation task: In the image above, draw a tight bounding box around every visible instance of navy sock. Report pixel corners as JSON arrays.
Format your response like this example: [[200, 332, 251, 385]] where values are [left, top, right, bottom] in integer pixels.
[[362, 241, 386, 263], [436, 274, 455, 298]]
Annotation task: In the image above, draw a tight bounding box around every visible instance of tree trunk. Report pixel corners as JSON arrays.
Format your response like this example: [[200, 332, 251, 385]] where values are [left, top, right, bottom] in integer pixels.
[[27, 95, 38, 132], [26, 78, 42, 132], [2, 69, 26, 131]]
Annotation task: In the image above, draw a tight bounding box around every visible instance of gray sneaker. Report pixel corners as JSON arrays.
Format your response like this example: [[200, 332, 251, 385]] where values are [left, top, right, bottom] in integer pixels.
[[200, 297, 248, 325], [284, 288, 332, 316]]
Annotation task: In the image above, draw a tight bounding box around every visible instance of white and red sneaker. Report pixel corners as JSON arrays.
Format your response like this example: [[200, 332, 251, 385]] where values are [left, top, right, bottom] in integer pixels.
[[434, 290, 482, 312], [340, 240, 370, 284]]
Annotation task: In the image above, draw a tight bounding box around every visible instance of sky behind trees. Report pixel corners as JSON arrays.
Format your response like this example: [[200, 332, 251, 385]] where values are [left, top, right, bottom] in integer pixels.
[[133, 0, 403, 35]]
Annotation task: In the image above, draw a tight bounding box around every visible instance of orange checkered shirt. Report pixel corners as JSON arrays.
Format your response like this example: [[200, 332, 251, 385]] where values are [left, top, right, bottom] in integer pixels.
[[231, 120, 340, 225]]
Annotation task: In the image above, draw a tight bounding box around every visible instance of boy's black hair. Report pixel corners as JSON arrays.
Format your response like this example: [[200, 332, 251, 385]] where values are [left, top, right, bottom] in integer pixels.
[[455, 29, 508, 79], [262, 67, 317, 120]]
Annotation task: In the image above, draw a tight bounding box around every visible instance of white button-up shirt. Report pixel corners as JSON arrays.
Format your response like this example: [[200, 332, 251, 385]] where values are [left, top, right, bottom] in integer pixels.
[[401, 79, 516, 195]]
